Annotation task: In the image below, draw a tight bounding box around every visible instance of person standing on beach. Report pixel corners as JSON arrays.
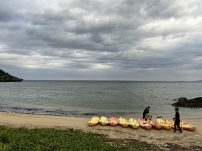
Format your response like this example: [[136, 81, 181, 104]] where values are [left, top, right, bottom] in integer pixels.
[[143, 106, 150, 120], [173, 107, 182, 133]]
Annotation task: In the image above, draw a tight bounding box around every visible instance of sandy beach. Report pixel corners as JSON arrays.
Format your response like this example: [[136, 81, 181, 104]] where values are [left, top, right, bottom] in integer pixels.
[[0, 112, 202, 148]]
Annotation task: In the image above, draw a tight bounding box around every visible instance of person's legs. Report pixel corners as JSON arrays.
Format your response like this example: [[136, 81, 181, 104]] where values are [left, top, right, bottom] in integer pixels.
[[149, 114, 152, 120], [174, 121, 182, 133], [174, 122, 177, 132], [177, 122, 182, 133], [143, 112, 145, 119]]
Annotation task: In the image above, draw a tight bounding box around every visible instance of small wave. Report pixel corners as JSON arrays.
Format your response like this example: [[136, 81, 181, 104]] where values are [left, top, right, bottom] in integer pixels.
[[0, 105, 141, 118]]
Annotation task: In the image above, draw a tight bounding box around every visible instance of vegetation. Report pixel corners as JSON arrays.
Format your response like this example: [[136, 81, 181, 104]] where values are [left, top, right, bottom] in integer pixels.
[[0, 69, 23, 82], [1, 125, 201, 151], [0, 126, 161, 151]]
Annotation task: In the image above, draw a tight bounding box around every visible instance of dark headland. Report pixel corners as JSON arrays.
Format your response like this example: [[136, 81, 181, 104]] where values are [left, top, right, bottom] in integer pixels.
[[172, 97, 202, 108], [0, 69, 23, 82]]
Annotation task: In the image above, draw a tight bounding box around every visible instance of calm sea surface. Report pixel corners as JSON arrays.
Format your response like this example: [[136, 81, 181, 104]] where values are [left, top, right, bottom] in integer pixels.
[[0, 81, 202, 118]]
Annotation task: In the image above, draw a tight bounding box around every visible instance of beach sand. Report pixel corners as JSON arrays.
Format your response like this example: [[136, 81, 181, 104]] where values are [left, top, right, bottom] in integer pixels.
[[0, 112, 202, 148]]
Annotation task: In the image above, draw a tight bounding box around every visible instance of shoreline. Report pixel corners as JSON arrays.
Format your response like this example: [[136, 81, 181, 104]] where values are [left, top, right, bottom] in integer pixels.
[[1, 107, 202, 119], [0, 112, 202, 148]]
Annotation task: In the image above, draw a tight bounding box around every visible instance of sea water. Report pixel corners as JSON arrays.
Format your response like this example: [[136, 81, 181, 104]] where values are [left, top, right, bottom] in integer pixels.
[[0, 80, 202, 118]]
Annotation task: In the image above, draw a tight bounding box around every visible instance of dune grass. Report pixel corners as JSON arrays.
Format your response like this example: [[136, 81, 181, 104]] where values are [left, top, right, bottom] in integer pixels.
[[0, 125, 161, 151]]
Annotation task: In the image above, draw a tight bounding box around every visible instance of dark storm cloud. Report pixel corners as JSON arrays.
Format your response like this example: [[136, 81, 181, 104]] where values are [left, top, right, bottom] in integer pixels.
[[1, 0, 202, 80], [0, 9, 17, 22]]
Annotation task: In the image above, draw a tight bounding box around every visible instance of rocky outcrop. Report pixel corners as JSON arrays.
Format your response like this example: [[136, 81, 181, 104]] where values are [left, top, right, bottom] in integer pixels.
[[0, 69, 23, 82], [172, 97, 202, 108]]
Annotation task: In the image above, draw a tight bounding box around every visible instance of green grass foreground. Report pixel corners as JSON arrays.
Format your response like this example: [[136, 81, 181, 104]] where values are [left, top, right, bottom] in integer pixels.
[[0, 125, 161, 151]]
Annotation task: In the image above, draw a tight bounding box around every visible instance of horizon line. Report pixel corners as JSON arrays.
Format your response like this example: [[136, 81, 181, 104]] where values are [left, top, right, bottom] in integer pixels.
[[23, 79, 202, 82]]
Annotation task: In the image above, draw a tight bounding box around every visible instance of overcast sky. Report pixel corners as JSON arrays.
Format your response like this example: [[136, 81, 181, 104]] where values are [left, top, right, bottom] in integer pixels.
[[1, 0, 202, 80]]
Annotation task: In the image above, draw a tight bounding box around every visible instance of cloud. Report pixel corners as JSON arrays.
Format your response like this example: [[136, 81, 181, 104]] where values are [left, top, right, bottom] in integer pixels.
[[0, 0, 202, 80]]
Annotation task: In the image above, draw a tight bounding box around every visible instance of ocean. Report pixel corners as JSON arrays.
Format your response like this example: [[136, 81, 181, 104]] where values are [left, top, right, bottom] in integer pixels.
[[0, 80, 202, 119]]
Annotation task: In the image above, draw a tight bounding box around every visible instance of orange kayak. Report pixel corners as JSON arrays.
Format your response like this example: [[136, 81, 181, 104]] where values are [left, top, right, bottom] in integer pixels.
[[166, 119, 196, 131], [109, 117, 119, 126], [138, 119, 152, 130], [149, 120, 162, 130], [181, 121, 196, 131]]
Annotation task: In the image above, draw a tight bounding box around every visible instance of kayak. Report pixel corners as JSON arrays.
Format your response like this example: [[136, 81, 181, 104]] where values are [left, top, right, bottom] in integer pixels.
[[100, 116, 109, 126], [156, 118, 172, 130], [181, 121, 196, 131], [119, 117, 129, 127], [138, 119, 152, 130], [181, 124, 196, 131], [166, 119, 196, 131], [166, 119, 174, 128], [129, 118, 139, 129], [166, 119, 183, 129], [149, 120, 162, 130], [109, 117, 119, 126], [88, 116, 100, 126]]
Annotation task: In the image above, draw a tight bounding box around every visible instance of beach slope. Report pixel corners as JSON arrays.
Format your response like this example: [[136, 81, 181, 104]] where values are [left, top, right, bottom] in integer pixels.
[[0, 112, 202, 148]]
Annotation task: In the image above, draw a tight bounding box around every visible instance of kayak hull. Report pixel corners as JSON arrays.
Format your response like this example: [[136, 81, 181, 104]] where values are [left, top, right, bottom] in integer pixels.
[[129, 118, 139, 129], [149, 120, 162, 130], [181, 121, 196, 131], [119, 117, 129, 127], [100, 116, 109, 126], [156, 118, 172, 130], [138, 119, 152, 130], [109, 117, 119, 126], [88, 117, 100, 126]]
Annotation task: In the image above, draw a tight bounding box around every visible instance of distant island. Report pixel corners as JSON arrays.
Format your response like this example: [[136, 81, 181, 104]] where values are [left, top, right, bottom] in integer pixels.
[[195, 80, 202, 82], [0, 69, 23, 82]]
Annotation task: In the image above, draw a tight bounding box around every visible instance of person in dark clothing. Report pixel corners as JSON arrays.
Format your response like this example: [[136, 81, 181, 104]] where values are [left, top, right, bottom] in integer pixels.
[[143, 106, 150, 120], [173, 107, 182, 133]]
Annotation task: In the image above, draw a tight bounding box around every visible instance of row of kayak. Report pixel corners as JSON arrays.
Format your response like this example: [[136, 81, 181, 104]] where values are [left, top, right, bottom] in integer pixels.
[[88, 116, 196, 131]]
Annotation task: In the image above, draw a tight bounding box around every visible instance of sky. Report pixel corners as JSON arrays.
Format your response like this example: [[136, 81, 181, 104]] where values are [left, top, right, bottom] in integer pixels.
[[1, 0, 202, 80]]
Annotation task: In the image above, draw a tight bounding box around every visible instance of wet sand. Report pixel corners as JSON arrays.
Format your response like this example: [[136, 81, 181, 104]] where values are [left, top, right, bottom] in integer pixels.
[[0, 112, 201, 148]]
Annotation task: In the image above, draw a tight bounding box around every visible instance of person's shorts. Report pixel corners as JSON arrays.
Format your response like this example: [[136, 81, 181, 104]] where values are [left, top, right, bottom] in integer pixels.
[[145, 113, 152, 120]]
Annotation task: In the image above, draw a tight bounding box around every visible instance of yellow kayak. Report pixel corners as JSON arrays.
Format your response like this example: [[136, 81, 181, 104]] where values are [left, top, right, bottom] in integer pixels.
[[156, 118, 172, 130], [166, 119, 174, 128], [100, 116, 109, 126], [88, 116, 100, 126], [129, 118, 139, 129], [119, 117, 129, 127]]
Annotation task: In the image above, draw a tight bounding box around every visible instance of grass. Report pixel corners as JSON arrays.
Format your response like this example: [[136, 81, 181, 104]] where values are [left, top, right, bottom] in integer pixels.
[[1, 125, 201, 151], [0, 125, 160, 151]]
